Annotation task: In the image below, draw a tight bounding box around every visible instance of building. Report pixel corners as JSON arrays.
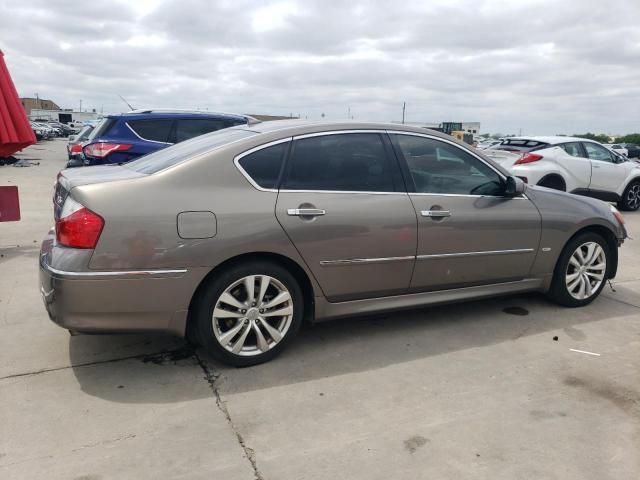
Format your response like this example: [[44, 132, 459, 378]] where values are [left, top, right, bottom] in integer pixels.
[[245, 114, 299, 121], [29, 108, 100, 124], [20, 97, 60, 115], [393, 121, 481, 136], [461, 122, 481, 135]]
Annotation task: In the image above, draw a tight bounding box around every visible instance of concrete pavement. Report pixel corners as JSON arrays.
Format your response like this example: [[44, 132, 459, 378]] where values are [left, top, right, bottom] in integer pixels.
[[1, 139, 639, 479]]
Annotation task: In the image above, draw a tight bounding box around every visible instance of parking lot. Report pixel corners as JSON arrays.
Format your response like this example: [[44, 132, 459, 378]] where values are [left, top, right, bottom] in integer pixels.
[[1, 139, 639, 479]]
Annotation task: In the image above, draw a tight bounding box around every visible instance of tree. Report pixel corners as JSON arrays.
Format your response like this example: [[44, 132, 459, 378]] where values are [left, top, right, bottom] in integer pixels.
[[614, 133, 640, 144], [573, 132, 611, 144]]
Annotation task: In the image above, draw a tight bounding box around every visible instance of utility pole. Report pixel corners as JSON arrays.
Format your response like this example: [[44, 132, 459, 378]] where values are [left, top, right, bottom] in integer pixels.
[[35, 92, 40, 109], [79, 99, 82, 112], [402, 102, 406, 124]]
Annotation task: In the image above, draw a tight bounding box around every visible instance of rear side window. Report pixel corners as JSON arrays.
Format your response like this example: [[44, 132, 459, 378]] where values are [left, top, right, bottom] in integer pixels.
[[495, 139, 549, 152], [175, 119, 237, 143], [237, 142, 288, 189], [282, 133, 398, 192], [128, 119, 173, 143], [89, 118, 116, 140], [560, 142, 584, 158]]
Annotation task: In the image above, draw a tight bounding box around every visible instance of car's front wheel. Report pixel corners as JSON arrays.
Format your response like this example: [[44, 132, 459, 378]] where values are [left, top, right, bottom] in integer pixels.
[[193, 261, 303, 367], [618, 180, 640, 211], [548, 232, 610, 307]]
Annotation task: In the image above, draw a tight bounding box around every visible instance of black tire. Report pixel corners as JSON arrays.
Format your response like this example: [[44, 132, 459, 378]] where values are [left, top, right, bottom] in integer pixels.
[[192, 261, 304, 367], [617, 180, 640, 211], [548, 232, 610, 307], [537, 175, 566, 191]]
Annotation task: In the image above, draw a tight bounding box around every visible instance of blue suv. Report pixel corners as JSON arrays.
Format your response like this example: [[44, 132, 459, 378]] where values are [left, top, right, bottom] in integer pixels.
[[82, 110, 250, 165]]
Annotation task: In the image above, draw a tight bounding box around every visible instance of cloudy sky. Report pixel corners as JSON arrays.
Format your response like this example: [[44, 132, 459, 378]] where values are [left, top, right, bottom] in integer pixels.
[[1, 0, 639, 134]]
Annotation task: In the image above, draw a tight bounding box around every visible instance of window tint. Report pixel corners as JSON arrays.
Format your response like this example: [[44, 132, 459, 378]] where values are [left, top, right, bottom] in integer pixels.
[[128, 119, 173, 143], [124, 129, 255, 174], [238, 142, 287, 189], [89, 118, 116, 140], [583, 142, 614, 163], [283, 133, 397, 192], [175, 119, 234, 143], [393, 134, 504, 196], [560, 142, 584, 158]]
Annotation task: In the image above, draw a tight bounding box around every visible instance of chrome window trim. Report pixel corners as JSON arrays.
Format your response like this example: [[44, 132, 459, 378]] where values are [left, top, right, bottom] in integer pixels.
[[417, 248, 535, 260], [409, 192, 528, 200], [233, 137, 293, 193], [125, 122, 173, 145], [42, 261, 187, 279], [279, 189, 407, 196], [293, 129, 387, 140], [320, 256, 415, 267]]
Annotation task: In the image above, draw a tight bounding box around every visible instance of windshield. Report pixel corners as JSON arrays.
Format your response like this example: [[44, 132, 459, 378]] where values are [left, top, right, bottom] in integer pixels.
[[124, 128, 256, 174]]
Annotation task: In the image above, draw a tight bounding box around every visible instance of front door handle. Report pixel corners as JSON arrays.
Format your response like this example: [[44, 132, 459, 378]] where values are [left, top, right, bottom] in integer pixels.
[[422, 210, 451, 218], [287, 208, 326, 217]]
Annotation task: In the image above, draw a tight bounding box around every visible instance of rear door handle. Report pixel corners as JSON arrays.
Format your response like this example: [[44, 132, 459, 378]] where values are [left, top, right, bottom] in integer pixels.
[[421, 210, 451, 218], [287, 208, 326, 217]]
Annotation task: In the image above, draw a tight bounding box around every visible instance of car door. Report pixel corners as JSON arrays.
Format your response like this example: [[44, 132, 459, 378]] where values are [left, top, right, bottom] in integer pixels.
[[582, 142, 627, 194], [275, 131, 417, 301], [389, 132, 541, 291]]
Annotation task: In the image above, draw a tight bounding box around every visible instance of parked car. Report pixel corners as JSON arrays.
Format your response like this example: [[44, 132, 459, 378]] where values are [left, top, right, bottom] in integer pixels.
[[476, 139, 502, 150], [621, 143, 640, 159], [66, 125, 95, 167], [81, 110, 252, 166], [607, 144, 628, 157], [40, 122, 627, 366], [487, 136, 640, 211]]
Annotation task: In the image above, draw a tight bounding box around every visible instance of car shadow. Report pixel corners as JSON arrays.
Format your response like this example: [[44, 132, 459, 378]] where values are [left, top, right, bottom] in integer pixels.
[[69, 287, 640, 403]]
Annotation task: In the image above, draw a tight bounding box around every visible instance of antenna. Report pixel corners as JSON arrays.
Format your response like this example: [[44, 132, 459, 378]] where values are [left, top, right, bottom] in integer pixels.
[[117, 94, 135, 111]]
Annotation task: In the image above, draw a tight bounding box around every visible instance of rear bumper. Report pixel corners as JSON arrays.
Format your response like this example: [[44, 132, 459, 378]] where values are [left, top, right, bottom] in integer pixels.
[[39, 232, 201, 337]]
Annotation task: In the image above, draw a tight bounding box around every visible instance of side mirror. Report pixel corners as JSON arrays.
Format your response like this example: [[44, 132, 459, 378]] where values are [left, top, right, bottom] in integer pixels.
[[505, 176, 526, 197]]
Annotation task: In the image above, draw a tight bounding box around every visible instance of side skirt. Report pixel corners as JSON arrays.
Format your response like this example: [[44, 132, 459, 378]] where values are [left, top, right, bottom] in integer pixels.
[[570, 188, 620, 202], [313, 278, 545, 321]]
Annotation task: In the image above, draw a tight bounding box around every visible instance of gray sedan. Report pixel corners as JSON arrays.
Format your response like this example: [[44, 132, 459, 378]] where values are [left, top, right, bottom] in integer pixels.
[[40, 121, 627, 366]]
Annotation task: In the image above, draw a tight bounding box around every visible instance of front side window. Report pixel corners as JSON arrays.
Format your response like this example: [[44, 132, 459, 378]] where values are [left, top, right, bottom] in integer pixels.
[[583, 142, 614, 163], [392, 134, 503, 196], [128, 119, 173, 143], [238, 142, 288, 189], [283, 133, 398, 192], [175, 119, 229, 143], [560, 142, 584, 158]]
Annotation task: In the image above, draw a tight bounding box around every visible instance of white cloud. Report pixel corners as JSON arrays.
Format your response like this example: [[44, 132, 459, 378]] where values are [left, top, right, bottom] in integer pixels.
[[0, 0, 639, 134]]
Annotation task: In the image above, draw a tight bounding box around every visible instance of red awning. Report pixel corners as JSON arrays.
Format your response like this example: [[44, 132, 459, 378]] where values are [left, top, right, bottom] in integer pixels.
[[0, 50, 36, 158]]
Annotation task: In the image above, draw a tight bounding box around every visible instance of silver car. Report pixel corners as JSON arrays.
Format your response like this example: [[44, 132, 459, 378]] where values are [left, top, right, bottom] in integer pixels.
[[40, 121, 627, 366]]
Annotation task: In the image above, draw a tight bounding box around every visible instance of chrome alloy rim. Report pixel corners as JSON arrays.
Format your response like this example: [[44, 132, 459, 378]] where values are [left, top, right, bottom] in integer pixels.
[[627, 183, 640, 209], [565, 242, 607, 300], [212, 275, 293, 356]]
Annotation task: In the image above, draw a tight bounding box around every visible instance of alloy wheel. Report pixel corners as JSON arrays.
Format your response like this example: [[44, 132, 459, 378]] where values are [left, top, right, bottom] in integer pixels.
[[565, 242, 607, 300], [212, 275, 294, 356], [627, 183, 640, 210]]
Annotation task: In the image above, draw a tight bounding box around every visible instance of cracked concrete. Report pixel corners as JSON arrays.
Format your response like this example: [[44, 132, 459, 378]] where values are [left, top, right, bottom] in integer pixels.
[[2, 139, 640, 479]]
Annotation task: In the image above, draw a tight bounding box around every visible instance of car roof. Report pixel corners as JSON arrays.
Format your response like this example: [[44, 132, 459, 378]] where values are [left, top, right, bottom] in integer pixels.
[[107, 110, 248, 122], [503, 136, 600, 145]]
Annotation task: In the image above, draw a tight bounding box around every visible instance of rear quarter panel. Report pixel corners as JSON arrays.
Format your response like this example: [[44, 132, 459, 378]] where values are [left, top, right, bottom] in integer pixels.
[[72, 138, 323, 295]]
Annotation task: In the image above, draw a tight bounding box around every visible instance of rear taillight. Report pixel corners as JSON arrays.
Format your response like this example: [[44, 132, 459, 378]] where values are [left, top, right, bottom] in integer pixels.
[[83, 142, 132, 158], [514, 153, 543, 165], [55, 197, 104, 249], [70, 143, 83, 154]]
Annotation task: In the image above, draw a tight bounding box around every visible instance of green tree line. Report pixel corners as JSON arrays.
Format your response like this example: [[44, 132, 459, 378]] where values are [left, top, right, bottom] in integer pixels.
[[574, 133, 640, 144]]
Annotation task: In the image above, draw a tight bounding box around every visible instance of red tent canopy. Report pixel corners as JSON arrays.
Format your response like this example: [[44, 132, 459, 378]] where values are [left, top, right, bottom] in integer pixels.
[[0, 50, 36, 158]]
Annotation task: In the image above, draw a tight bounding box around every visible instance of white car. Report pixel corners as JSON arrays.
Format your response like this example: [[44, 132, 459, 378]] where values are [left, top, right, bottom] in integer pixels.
[[607, 144, 628, 157], [486, 136, 640, 211], [476, 139, 502, 150]]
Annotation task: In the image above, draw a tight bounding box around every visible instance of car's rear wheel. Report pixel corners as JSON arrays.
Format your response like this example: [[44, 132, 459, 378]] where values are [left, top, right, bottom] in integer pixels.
[[537, 175, 566, 191], [193, 261, 303, 367], [618, 180, 640, 211], [548, 232, 609, 307]]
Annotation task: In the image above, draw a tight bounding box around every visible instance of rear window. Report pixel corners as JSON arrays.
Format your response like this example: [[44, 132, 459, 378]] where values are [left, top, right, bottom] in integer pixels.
[[128, 119, 173, 143], [238, 142, 288, 189], [124, 128, 256, 174], [494, 139, 549, 153], [88, 118, 116, 140], [174, 118, 242, 143]]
